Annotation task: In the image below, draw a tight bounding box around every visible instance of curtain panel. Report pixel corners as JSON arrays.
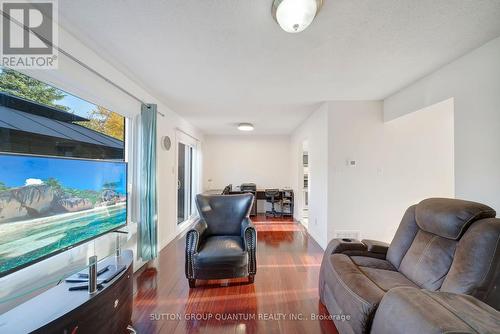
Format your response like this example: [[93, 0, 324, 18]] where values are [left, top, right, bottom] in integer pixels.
[[137, 103, 158, 261]]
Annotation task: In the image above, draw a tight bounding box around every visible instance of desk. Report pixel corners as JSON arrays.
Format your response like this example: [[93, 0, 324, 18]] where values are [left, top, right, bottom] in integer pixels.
[[229, 189, 293, 217]]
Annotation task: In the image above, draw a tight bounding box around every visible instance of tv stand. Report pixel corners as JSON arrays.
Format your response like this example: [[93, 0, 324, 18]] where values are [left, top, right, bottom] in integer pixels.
[[0, 250, 134, 334], [65, 263, 126, 286]]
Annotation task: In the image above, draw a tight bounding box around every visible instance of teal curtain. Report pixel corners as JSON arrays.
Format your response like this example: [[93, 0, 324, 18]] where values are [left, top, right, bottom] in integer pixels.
[[138, 103, 158, 261]]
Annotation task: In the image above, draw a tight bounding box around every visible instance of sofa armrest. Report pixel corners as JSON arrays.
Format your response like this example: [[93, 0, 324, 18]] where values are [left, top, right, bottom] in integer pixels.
[[323, 238, 389, 260], [241, 218, 257, 275], [324, 238, 367, 256], [362, 239, 389, 255], [185, 218, 207, 279], [371, 287, 500, 334]]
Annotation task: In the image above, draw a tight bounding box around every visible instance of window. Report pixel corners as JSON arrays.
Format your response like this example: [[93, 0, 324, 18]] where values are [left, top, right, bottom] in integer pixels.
[[176, 131, 199, 224], [0, 68, 125, 160]]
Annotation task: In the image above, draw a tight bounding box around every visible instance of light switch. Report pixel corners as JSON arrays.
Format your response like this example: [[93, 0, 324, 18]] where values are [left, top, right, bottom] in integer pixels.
[[346, 160, 356, 167]]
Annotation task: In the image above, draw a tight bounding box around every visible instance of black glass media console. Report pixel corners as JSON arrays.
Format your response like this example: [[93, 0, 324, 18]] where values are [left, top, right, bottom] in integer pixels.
[[0, 250, 134, 333]]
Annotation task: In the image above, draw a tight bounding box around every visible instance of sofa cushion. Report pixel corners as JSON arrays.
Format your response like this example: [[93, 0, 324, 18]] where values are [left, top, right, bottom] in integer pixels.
[[398, 230, 456, 290], [350, 256, 396, 271], [324, 254, 385, 333], [415, 198, 495, 240], [371, 287, 500, 334], [359, 267, 419, 291], [421, 290, 500, 333]]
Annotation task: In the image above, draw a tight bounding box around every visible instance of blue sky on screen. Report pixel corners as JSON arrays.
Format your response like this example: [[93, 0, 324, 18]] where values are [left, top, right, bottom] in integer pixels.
[[0, 154, 126, 194]]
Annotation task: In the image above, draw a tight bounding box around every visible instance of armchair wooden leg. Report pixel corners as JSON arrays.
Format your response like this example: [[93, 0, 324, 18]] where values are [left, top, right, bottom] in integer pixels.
[[188, 279, 196, 288], [248, 275, 255, 284]]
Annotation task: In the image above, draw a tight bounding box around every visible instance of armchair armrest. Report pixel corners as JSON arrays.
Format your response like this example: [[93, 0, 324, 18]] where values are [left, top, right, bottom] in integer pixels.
[[241, 217, 257, 275], [185, 218, 207, 279], [361, 239, 389, 255], [241, 218, 256, 249], [187, 218, 208, 252]]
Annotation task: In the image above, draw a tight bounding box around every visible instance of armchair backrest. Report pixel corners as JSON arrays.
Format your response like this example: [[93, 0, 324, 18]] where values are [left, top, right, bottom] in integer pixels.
[[196, 193, 254, 236], [386, 198, 499, 308]]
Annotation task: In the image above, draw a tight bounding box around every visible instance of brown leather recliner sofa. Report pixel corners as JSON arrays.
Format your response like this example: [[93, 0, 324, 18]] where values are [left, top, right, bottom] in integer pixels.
[[319, 198, 500, 334]]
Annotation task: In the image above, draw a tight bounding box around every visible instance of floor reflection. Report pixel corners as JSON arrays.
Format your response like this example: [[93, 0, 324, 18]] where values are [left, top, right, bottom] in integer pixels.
[[132, 216, 338, 334]]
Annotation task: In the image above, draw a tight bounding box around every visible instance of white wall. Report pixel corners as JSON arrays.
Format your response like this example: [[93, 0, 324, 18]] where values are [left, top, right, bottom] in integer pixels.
[[290, 104, 329, 249], [290, 100, 454, 249], [381, 98, 455, 238], [156, 122, 203, 251], [327, 100, 454, 243], [203, 135, 291, 191], [384, 37, 500, 211], [327, 101, 386, 242]]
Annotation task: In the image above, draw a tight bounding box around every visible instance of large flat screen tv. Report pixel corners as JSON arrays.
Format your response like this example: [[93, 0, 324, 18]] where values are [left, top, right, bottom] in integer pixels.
[[0, 153, 127, 277]]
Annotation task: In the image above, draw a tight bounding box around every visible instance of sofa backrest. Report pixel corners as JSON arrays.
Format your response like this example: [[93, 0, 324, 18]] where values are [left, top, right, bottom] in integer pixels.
[[440, 218, 500, 309], [386, 204, 419, 269], [387, 198, 497, 299], [196, 193, 253, 236]]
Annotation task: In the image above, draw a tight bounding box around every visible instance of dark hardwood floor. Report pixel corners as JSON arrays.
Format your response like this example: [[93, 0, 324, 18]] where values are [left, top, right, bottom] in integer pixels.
[[132, 215, 338, 334]]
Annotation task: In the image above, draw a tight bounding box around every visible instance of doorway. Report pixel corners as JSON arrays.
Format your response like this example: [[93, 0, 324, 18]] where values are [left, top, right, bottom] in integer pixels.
[[301, 140, 309, 227]]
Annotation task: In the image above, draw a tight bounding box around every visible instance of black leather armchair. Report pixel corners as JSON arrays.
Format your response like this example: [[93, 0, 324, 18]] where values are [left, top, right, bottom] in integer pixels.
[[185, 193, 257, 288]]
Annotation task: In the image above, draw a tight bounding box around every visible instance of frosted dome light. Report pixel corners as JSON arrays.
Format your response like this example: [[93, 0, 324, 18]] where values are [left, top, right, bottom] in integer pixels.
[[272, 0, 323, 33]]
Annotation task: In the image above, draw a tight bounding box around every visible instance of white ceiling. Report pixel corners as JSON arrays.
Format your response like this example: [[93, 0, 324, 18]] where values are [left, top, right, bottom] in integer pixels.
[[58, 0, 500, 135]]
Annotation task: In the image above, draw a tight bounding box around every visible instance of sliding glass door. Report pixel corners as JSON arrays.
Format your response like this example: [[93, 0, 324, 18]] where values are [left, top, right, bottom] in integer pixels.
[[176, 132, 198, 225]]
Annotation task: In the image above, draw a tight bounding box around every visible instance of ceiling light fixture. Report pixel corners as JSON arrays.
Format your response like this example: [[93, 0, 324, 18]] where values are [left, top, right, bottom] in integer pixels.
[[238, 123, 254, 131], [272, 0, 323, 33]]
